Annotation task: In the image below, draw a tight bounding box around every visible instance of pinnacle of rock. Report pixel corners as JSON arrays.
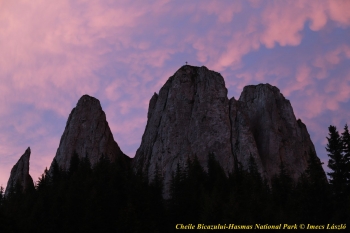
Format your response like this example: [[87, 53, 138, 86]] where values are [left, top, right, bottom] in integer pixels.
[[133, 65, 234, 190], [236, 84, 318, 181], [5, 147, 34, 197], [51, 95, 129, 171]]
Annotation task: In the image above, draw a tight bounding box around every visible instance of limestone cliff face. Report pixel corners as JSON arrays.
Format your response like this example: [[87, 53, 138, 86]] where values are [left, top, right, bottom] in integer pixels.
[[133, 65, 322, 188], [5, 147, 34, 197], [236, 84, 316, 181], [51, 95, 129, 171], [229, 97, 264, 176], [133, 66, 234, 187]]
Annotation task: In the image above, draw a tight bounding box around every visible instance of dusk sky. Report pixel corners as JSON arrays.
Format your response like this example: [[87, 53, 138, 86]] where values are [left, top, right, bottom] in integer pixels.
[[1, 0, 350, 188]]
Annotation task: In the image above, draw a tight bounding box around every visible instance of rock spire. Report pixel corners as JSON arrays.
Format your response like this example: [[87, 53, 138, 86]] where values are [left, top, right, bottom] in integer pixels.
[[133, 66, 234, 188], [51, 95, 129, 171], [5, 147, 34, 197], [232, 84, 318, 181]]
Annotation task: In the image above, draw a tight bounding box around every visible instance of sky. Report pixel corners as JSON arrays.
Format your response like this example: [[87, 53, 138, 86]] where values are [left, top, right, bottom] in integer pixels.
[[0, 0, 350, 188]]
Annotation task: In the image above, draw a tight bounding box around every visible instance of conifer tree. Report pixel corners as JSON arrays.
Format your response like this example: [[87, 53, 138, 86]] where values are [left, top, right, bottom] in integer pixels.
[[50, 158, 62, 185], [341, 124, 350, 189], [294, 149, 331, 222], [272, 161, 293, 220], [169, 162, 186, 224], [150, 163, 164, 210], [169, 162, 184, 204], [148, 164, 165, 229], [79, 155, 92, 179], [243, 154, 269, 222], [0, 186, 3, 204], [248, 153, 262, 184], [68, 151, 80, 176], [36, 168, 49, 191], [326, 125, 346, 196], [184, 156, 205, 222], [207, 152, 226, 187], [305, 149, 327, 186]]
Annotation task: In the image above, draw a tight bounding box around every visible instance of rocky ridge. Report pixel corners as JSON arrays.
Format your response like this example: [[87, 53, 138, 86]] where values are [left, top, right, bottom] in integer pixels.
[[5, 147, 34, 197], [133, 65, 321, 188], [4, 65, 324, 197]]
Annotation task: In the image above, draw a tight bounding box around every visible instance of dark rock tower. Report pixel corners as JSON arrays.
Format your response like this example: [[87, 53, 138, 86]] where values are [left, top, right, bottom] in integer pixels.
[[5, 147, 34, 197], [50, 95, 129, 171]]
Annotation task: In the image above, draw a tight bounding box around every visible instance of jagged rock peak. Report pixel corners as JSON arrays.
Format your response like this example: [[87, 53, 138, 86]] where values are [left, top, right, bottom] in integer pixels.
[[5, 147, 34, 197], [237, 83, 319, 181], [51, 94, 129, 171], [77, 94, 102, 111], [239, 83, 288, 105], [133, 65, 234, 194]]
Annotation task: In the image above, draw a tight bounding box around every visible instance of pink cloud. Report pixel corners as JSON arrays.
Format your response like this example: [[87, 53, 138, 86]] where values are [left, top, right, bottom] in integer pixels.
[[199, 1, 242, 23], [260, 2, 305, 48], [324, 73, 350, 110], [282, 65, 313, 96], [328, 0, 350, 26], [190, 1, 350, 72], [259, 1, 350, 48], [291, 70, 349, 121]]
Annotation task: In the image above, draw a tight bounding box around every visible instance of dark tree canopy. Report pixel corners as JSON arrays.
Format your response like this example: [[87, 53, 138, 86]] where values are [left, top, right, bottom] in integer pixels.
[[0, 125, 348, 231], [325, 124, 350, 222]]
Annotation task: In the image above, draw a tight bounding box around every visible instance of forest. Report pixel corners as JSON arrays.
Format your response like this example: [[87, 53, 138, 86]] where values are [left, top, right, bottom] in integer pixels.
[[0, 124, 349, 232]]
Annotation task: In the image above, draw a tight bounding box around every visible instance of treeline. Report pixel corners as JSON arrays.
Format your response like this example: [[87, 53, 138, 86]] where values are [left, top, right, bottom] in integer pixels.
[[167, 152, 334, 225], [0, 153, 166, 233], [0, 124, 349, 232]]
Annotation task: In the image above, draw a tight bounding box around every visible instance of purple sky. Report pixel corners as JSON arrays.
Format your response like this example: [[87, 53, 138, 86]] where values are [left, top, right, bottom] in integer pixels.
[[1, 0, 350, 188]]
